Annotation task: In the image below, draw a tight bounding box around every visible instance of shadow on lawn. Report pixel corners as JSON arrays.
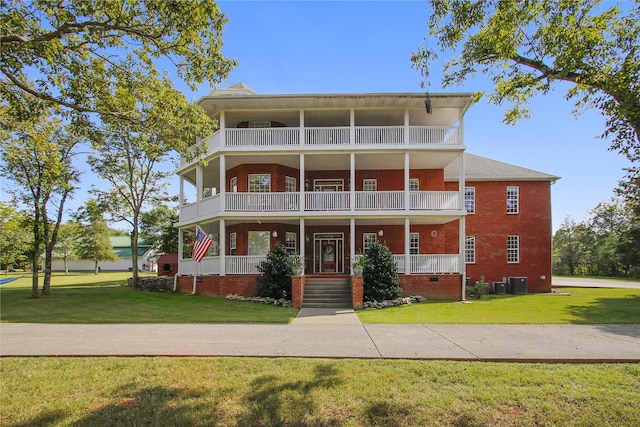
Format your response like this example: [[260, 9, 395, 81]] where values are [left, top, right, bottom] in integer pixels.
[[566, 295, 640, 334]]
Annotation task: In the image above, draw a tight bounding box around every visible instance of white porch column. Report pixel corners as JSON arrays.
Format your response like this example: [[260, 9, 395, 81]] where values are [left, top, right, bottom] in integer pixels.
[[196, 164, 203, 204], [404, 218, 411, 275], [219, 219, 226, 276], [404, 108, 410, 145], [219, 111, 226, 147], [460, 216, 466, 300], [178, 228, 184, 263], [350, 152, 355, 211], [404, 152, 410, 211], [299, 109, 305, 146], [219, 154, 226, 212], [300, 218, 305, 261], [349, 109, 355, 145], [300, 153, 305, 212], [350, 217, 355, 275]]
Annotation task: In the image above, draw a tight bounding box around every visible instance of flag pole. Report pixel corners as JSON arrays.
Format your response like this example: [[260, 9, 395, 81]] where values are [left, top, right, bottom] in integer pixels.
[[192, 255, 199, 295]]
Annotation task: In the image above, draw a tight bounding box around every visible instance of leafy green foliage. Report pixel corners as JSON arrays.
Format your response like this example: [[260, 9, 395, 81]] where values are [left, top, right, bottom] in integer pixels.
[[413, 0, 639, 184], [362, 240, 402, 302], [0, 203, 32, 272], [72, 199, 117, 274], [256, 242, 294, 300], [140, 205, 179, 254]]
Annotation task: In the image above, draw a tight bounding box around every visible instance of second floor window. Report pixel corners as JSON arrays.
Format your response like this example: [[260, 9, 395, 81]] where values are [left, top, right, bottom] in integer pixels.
[[285, 176, 296, 192], [363, 179, 377, 191], [465, 187, 475, 214], [507, 186, 519, 214], [249, 174, 271, 193]]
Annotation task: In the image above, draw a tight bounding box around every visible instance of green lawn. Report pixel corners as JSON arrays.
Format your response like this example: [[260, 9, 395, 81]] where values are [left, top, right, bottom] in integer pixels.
[[0, 272, 297, 324], [358, 288, 640, 324], [2, 357, 638, 426]]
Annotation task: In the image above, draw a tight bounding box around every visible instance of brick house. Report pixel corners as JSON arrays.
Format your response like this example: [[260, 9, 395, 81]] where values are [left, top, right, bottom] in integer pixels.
[[174, 83, 558, 304]]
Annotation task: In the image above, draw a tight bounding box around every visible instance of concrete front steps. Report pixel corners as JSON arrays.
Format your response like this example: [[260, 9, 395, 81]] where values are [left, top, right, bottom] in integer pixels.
[[303, 276, 352, 308]]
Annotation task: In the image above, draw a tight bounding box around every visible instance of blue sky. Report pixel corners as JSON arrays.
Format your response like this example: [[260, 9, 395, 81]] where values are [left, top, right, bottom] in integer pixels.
[[198, 0, 630, 231]]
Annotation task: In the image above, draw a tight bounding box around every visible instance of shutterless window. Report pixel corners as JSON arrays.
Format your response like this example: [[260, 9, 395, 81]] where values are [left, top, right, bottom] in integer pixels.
[[507, 186, 519, 214], [286, 232, 296, 252], [230, 176, 237, 192], [507, 235, 519, 263], [248, 231, 270, 256], [249, 174, 271, 193], [363, 179, 377, 191], [465, 187, 475, 214], [363, 233, 377, 252], [409, 233, 419, 254], [229, 232, 237, 256], [465, 236, 476, 264], [409, 178, 419, 192], [285, 176, 296, 193]]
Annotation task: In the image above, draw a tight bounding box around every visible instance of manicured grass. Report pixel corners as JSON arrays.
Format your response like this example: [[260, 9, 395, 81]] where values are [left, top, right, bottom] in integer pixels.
[[1, 357, 638, 426], [357, 288, 640, 324], [0, 272, 297, 324]]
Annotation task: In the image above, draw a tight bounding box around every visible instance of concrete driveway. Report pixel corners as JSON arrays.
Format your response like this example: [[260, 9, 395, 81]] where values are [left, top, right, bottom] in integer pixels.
[[553, 277, 640, 289]]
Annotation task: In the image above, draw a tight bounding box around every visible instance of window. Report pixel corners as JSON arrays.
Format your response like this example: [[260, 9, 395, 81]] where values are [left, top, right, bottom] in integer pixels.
[[363, 233, 377, 252], [409, 179, 419, 192], [249, 121, 270, 128], [507, 235, 519, 263], [229, 232, 237, 256], [230, 176, 237, 193], [465, 187, 475, 214], [285, 176, 296, 193], [409, 233, 419, 255], [248, 231, 270, 256], [286, 232, 296, 253], [465, 236, 476, 264], [363, 179, 377, 191], [507, 186, 519, 214], [249, 174, 271, 193]]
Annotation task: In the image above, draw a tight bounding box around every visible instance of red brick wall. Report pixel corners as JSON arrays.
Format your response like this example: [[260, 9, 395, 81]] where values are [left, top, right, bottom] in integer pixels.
[[175, 274, 259, 297], [399, 274, 463, 300], [445, 180, 553, 293]]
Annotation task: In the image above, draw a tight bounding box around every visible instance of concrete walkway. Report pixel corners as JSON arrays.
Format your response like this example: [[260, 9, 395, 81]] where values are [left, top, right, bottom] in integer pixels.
[[2, 308, 639, 361]]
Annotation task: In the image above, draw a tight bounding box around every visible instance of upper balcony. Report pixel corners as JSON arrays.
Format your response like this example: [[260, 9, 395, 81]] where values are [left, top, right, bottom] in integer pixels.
[[180, 125, 461, 167]]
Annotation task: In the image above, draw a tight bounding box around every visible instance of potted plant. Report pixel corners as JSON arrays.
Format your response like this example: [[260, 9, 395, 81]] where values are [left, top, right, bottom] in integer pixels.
[[352, 255, 367, 276], [291, 254, 305, 276]]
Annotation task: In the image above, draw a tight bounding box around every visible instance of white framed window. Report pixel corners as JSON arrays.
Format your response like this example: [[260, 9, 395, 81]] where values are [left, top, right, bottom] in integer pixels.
[[465, 187, 475, 214], [249, 174, 271, 193], [363, 179, 377, 191], [285, 176, 296, 193], [409, 178, 419, 192], [229, 232, 237, 256], [465, 236, 476, 264], [409, 233, 419, 255], [314, 179, 344, 192], [363, 233, 377, 253], [507, 186, 519, 214], [285, 232, 296, 253], [248, 231, 270, 256], [507, 235, 519, 263], [230, 176, 237, 193]]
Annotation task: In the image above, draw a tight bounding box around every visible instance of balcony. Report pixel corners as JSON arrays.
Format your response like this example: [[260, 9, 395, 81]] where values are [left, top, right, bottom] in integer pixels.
[[179, 191, 461, 222]]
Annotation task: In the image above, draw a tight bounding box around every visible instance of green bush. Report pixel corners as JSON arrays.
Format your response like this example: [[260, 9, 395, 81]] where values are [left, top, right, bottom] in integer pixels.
[[362, 240, 402, 302], [256, 242, 294, 300]]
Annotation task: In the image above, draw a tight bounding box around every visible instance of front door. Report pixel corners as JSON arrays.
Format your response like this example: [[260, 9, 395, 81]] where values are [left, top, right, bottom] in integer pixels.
[[314, 233, 344, 273]]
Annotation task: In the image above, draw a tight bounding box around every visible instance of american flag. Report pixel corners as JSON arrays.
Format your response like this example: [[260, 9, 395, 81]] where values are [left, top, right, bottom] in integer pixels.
[[192, 226, 213, 262]]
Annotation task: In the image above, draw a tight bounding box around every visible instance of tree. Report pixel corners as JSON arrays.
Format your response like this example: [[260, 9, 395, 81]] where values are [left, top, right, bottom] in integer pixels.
[[73, 199, 117, 274], [2, 0, 235, 158], [413, 0, 639, 179], [140, 205, 179, 254], [362, 240, 402, 302], [256, 242, 294, 300], [0, 203, 32, 274], [0, 108, 81, 297], [53, 221, 82, 274]]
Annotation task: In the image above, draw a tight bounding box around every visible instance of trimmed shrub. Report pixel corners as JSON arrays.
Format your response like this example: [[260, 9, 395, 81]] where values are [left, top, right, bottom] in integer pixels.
[[362, 240, 402, 301], [256, 242, 294, 300]]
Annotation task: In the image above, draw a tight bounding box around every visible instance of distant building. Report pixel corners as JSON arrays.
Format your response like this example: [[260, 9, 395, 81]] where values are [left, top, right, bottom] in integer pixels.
[[173, 83, 558, 301]]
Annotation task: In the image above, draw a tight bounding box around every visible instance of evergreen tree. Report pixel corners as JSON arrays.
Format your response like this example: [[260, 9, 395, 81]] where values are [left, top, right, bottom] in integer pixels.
[[363, 240, 402, 302], [256, 242, 294, 300]]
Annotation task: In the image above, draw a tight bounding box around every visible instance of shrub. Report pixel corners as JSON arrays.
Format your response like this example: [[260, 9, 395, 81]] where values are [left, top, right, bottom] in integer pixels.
[[256, 242, 294, 300], [362, 240, 402, 302]]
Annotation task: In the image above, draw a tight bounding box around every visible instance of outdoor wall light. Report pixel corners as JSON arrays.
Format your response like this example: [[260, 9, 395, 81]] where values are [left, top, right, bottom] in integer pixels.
[[272, 231, 278, 237], [378, 230, 383, 236]]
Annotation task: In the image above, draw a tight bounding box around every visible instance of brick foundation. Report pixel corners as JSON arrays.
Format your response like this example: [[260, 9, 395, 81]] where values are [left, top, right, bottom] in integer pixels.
[[399, 274, 463, 300], [175, 275, 259, 297]]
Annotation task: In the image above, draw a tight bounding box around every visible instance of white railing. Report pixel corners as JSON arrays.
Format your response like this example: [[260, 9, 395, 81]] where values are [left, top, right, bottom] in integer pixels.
[[409, 126, 460, 145], [178, 257, 220, 275], [410, 191, 460, 210], [355, 126, 404, 145], [305, 191, 350, 211], [410, 254, 460, 274], [226, 193, 299, 212], [393, 255, 406, 273], [201, 194, 221, 216], [226, 128, 300, 147], [179, 202, 198, 222], [306, 127, 350, 145], [225, 256, 265, 274], [356, 191, 405, 210]]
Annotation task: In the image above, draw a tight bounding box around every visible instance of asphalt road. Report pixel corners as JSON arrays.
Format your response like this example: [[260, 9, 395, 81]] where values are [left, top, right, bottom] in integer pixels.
[[552, 277, 640, 289]]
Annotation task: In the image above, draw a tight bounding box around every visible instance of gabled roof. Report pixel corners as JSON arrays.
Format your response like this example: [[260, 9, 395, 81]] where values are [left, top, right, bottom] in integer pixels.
[[206, 82, 257, 97], [109, 236, 151, 258], [445, 153, 560, 182]]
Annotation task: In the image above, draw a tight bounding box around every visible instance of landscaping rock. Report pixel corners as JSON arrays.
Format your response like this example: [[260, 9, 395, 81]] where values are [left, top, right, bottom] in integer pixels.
[[226, 294, 292, 307], [363, 295, 426, 310]]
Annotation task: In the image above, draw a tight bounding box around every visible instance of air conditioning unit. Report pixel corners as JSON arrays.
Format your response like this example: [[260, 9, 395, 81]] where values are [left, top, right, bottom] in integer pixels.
[[493, 282, 507, 294], [509, 277, 528, 294]]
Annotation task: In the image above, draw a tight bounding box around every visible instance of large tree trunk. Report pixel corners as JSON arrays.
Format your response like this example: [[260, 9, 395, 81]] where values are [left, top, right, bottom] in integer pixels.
[[131, 229, 139, 283]]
